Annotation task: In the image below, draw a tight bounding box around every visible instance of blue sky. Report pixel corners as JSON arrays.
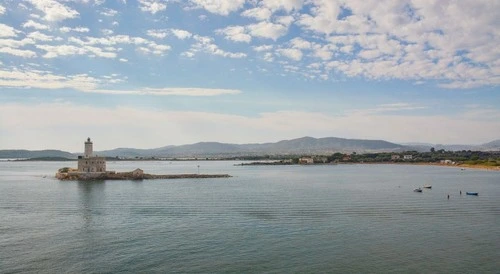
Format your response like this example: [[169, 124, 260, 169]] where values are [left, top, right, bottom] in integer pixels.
[[0, 0, 499, 151]]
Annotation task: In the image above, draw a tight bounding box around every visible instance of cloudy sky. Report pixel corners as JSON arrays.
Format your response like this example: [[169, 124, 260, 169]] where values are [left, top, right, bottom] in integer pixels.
[[0, 0, 499, 151]]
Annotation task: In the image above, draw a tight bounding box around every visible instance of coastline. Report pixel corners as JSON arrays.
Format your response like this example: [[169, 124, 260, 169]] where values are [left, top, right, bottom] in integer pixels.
[[351, 162, 500, 172]]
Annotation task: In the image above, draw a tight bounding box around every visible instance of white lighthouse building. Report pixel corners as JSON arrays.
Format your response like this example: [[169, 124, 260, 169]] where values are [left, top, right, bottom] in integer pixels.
[[77, 138, 106, 173]]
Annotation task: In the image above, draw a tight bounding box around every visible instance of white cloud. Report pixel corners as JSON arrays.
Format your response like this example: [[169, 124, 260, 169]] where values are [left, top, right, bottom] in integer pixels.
[[0, 69, 100, 90], [101, 29, 114, 35], [22, 20, 49, 30], [147, 29, 168, 39], [241, 7, 272, 21], [247, 21, 288, 41], [86, 87, 241, 96], [0, 24, 18, 37], [27, 31, 53, 41], [261, 0, 304, 13], [170, 29, 192, 40], [0, 38, 34, 48], [60, 27, 90, 33], [277, 48, 303, 61], [185, 35, 246, 58], [28, 0, 79, 22], [253, 45, 273, 52], [36, 44, 117, 59], [0, 5, 6, 15], [289, 37, 311, 49], [189, 0, 245, 16], [0, 47, 37, 58], [215, 26, 251, 43], [100, 8, 118, 16], [138, 0, 167, 14], [136, 43, 171, 56]]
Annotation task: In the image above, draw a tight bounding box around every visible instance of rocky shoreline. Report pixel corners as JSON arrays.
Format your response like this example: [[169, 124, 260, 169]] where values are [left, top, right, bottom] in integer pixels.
[[56, 170, 231, 181]]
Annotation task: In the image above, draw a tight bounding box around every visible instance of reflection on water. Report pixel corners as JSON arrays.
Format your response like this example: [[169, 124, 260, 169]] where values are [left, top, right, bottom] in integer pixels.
[[77, 181, 105, 229]]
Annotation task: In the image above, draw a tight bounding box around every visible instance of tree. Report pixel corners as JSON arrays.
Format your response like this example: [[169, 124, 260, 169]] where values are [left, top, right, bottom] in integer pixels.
[[430, 147, 435, 153]]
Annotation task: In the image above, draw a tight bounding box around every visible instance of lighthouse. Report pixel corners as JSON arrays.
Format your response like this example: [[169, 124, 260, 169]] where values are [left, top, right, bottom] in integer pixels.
[[84, 137, 93, 158], [77, 137, 106, 173]]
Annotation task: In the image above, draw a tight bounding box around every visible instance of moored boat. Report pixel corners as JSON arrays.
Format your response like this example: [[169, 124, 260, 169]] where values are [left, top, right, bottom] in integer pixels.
[[466, 192, 478, 196], [414, 188, 422, 192], [423, 184, 432, 189]]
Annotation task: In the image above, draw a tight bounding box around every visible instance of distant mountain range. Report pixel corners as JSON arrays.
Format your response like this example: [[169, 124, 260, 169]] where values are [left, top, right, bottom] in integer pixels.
[[0, 150, 76, 159], [1, 136, 499, 159]]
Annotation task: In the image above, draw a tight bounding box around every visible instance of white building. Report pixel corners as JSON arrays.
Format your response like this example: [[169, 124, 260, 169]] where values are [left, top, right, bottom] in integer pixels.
[[403, 155, 413, 160], [77, 138, 106, 173], [299, 157, 314, 164]]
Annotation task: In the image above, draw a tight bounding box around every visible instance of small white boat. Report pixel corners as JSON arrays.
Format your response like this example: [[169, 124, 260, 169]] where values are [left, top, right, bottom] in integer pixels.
[[423, 184, 432, 189], [414, 188, 422, 192]]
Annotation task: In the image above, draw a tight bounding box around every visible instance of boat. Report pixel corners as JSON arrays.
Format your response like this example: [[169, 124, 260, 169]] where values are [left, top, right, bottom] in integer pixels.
[[423, 184, 432, 189], [414, 188, 423, 192], [466, 192, 478, 196]]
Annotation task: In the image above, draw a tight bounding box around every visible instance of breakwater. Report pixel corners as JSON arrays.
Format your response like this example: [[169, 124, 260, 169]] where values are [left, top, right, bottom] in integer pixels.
[[56, 170, 231, 181]]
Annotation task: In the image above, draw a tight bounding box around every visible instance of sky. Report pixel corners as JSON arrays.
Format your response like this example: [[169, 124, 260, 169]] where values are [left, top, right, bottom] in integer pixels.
[[0, 0, 499, 152]]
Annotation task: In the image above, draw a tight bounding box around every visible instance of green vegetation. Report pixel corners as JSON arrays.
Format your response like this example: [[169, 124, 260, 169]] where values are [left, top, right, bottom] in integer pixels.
[[329, 150, 500, 166], [58, 167, 71, 173]]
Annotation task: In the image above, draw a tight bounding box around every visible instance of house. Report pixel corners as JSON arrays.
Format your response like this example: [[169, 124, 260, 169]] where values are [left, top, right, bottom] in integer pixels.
[[132, 168, 144, 178], [391, 155, 400, 160], [299, 157, 314, 164], [342, 154, 351, 161], [314, 156, 328, 163], [440, 159, 453, 165], [403, 155, 413, 160]]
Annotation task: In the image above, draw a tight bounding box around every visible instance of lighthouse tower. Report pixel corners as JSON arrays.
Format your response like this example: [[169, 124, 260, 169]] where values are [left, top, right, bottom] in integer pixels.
[[78, 137, 106, 173], [84, 137, 93, 158]]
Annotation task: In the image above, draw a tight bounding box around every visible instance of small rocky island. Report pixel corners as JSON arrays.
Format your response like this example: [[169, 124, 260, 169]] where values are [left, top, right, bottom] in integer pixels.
[[56, 138, 230, 181]]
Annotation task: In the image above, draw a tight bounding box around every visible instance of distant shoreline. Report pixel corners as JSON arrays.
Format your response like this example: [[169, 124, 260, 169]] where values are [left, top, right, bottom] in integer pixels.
[[347, 162, 500, 171]]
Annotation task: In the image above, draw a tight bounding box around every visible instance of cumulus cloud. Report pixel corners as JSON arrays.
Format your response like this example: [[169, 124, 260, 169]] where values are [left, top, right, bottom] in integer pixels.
[[0, 47, 37, 58], [100, 8, 118, 17], [184, 35, 246, 58], [138, 0, 167, 14], [27, 0, 79, 22], [146, 29, 168, 39], [277, 48, 302, 61], [0, 5, 5, 15], [241, 7, 272, 21], [247, 21, 288, 41], [189, 0, 245, 16], [216, 26, 251, 43], [253, 45, 273, 52], [60, 27, 90, 33], [0, 24, 17, 37], [22, 20, 49, 30], [27, 31, 53, 41], [170, 29, 192, 40], [0, 68, 100, 90]]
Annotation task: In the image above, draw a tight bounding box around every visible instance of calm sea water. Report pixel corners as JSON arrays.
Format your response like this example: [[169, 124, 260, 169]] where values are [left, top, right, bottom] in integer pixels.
[[0, 161, 499, 273]]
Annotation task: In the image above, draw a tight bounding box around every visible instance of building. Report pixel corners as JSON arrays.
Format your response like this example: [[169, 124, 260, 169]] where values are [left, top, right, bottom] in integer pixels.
[[342, 154, 352, 161], [132, 168, 144, 178], [403, 155, 413, 160], [391, 155, 400, 160], [77, 138, 106, 173], [299, 157, 314, 164]]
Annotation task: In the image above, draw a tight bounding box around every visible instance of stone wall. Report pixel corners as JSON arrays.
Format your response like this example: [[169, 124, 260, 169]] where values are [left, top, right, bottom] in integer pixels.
[[78, 157, 106, 172]]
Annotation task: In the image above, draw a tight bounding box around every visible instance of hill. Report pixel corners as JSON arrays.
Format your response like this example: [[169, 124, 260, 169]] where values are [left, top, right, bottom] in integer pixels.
[[0, 150, 76, 159], [97, 136, 406, 157], [2, 137, 498, 159]]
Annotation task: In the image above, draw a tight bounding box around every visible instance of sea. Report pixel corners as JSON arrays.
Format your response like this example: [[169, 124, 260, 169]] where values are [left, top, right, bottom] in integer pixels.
[[0, 160, 499, 273]]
